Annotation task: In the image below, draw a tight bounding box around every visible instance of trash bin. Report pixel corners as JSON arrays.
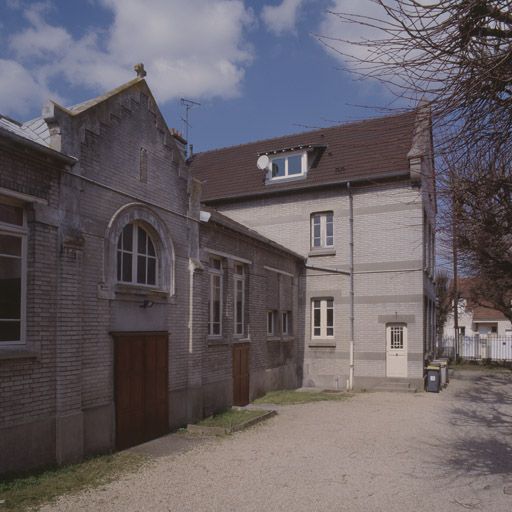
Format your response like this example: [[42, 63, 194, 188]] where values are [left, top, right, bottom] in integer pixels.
[[426, 365, 441, 393], [439, 357, 450, 383], [432, 359, 448, 388]]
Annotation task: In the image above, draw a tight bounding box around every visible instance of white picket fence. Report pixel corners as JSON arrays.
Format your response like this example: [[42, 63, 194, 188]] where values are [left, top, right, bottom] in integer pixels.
[[438, 335, 512, 361]]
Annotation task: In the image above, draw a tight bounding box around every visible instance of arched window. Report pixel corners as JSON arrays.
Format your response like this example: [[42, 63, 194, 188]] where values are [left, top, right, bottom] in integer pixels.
[[117, 223, 157, 286]]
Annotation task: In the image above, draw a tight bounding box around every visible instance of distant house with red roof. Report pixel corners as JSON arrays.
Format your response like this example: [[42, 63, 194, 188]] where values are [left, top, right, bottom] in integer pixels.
[[444, 278, 512, 337]]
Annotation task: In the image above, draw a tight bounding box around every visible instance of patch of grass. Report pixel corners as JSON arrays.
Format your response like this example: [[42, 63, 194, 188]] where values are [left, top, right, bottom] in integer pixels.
[[253, 389, 350, 405], [0, 452, 147, 512], [198, 409, 268, 430]]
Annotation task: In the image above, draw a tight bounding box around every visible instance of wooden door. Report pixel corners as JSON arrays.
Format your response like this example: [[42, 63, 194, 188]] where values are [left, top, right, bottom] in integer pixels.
[[386, 324, 408, 378], [114, 332, 169, 450], [232, 343, 250, 406]]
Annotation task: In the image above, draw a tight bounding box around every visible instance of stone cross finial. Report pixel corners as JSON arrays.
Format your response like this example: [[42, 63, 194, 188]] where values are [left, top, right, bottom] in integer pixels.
[[134, 63, 147, 78]]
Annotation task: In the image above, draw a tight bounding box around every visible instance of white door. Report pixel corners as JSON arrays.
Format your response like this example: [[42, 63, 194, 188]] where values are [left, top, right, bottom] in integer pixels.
[[386, 324, 408, 378]]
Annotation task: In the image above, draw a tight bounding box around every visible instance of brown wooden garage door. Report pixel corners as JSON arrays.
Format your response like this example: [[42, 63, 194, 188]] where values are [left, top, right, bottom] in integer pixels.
[[113, 332, 169, 450], [232, 342, 250, 406]]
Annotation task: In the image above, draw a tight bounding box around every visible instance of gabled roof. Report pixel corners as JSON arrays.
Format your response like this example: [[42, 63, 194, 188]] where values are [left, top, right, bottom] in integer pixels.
[[189, 110, 418, 202], [472, 306, 508, 322], [1, 78, 146, 150], [456, 278, 510, 322], [65, 77, 143, 115]]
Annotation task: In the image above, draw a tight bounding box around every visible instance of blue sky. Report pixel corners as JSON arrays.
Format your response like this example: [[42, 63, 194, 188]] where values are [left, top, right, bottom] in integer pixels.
[[0, 0, 400, 152]]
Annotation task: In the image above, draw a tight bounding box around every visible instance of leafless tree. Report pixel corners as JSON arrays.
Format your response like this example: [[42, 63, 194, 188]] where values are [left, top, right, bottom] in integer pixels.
[[435, 270, 452, 335], [449, 150, 512, 321], [319, 0, 512, 154], [320, 1, 512, 316]]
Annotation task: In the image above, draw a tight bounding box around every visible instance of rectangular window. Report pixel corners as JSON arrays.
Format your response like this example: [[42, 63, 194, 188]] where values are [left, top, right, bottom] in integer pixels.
[[270, 152, 307, 180], [282, 311, 291, 335], [0, 201, 26, 346], [208, 258, 223, 336], [312, 298, 334, 338], [390, 326, 404, 349], [311, 212, 334, 248], [267, 311, 276, 336], [234, 263, 245, 336]]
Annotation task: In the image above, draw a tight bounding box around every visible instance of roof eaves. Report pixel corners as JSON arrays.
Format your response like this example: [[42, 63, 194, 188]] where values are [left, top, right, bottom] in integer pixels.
[[0, 125, 77, 165], [202, 169, 411, 204]]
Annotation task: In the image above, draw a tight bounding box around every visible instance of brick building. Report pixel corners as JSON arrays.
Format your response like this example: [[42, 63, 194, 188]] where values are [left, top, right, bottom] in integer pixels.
[[0, 70, 436, 475], [0, 75, 303, 475], [190, 105, 437, 391]]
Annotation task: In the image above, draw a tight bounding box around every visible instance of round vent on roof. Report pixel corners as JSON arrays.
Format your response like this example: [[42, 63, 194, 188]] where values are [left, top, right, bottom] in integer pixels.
[[257, 155, 270, 170]]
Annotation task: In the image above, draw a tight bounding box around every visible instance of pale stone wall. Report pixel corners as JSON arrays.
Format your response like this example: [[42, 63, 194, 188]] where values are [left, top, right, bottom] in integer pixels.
[[213, 180, 431, 389]]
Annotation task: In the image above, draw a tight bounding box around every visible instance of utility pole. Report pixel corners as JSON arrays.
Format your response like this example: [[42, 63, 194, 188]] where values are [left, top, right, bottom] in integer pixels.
[[451, 172, 459, 361]]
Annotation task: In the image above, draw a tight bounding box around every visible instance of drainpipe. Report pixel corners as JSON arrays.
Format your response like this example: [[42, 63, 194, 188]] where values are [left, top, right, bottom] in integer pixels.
[[188, 260, 194, 353], [188, 259, 201, 353], [348, 182, 355, 391]]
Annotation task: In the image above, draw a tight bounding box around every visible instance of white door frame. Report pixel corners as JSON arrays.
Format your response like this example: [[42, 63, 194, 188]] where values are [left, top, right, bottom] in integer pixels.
[[386, 323, 408, 378]]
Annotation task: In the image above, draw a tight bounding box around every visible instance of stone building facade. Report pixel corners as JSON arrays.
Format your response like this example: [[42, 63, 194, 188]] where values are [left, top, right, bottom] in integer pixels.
[[0, 72, 436, 475], [0, 77, 303, 475]]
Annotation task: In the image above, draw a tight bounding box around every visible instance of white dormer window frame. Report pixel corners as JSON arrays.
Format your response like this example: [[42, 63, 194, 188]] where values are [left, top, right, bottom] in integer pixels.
[[268, 151, 308, 181]]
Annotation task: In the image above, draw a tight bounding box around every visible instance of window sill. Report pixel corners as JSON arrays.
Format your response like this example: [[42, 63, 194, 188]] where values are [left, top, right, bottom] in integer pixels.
[[267, 336, 295, 343], [115, 284, 169, 299], [308, 248, 336, 257], [0, 348, 39, 361], [265, 174, 307, 186], [233, 337, 251, 344], [308, 340, 336, 348], [207, 337, 229, 347]]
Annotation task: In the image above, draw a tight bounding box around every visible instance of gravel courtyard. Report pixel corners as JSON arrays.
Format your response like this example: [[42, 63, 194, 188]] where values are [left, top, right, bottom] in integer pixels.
[[42, 370, 512, 512]]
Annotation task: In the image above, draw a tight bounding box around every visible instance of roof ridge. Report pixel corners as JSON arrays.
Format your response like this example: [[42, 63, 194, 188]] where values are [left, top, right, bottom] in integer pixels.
[[192, 109, 417, 157], [66, 77, 144, 114]]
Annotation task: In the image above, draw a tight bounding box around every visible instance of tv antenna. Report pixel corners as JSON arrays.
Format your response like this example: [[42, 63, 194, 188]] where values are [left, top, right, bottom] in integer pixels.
[[180, 98, 201, 156]]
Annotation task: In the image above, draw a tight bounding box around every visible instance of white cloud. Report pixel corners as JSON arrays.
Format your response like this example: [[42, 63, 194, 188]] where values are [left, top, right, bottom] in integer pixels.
[[317, 1, 387, 69], [2, 0, 255, 118], [261, 0, 305, 35], [0, 59, 51, 116]]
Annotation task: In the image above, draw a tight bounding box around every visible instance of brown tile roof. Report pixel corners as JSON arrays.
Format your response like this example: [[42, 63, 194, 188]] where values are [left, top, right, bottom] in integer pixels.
[[472, 306, 508, 322], [455, 278, 509, 321], [189, 110, 418, 202]]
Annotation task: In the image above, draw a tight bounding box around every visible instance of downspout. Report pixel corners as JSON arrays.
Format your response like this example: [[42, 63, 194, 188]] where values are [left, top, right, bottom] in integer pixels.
[[188, 259, 195, 353], [348, 182, 355, 391]]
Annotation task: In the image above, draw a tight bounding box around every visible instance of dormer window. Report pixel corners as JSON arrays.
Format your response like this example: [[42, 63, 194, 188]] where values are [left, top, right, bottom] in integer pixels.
[[270, 151, 307, 180]]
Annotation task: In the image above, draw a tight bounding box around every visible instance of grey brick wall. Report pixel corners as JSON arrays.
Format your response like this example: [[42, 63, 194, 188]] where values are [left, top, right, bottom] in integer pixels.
[[211, 179, 434, 389]]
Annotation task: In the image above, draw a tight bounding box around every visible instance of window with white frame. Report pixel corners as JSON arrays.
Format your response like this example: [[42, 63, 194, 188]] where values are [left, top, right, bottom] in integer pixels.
[[270, 152, 307, 180], [0, 201, 26, 346], [208, 257, 223, 336], [311, 212, 334, 249], [389, 325, 405, 349], [267, 310, 276, 336], [117, 223, 158, 286], [282, 311, 291, 335], [234, 263, 245, 335], [312, 298, 334, 338]]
